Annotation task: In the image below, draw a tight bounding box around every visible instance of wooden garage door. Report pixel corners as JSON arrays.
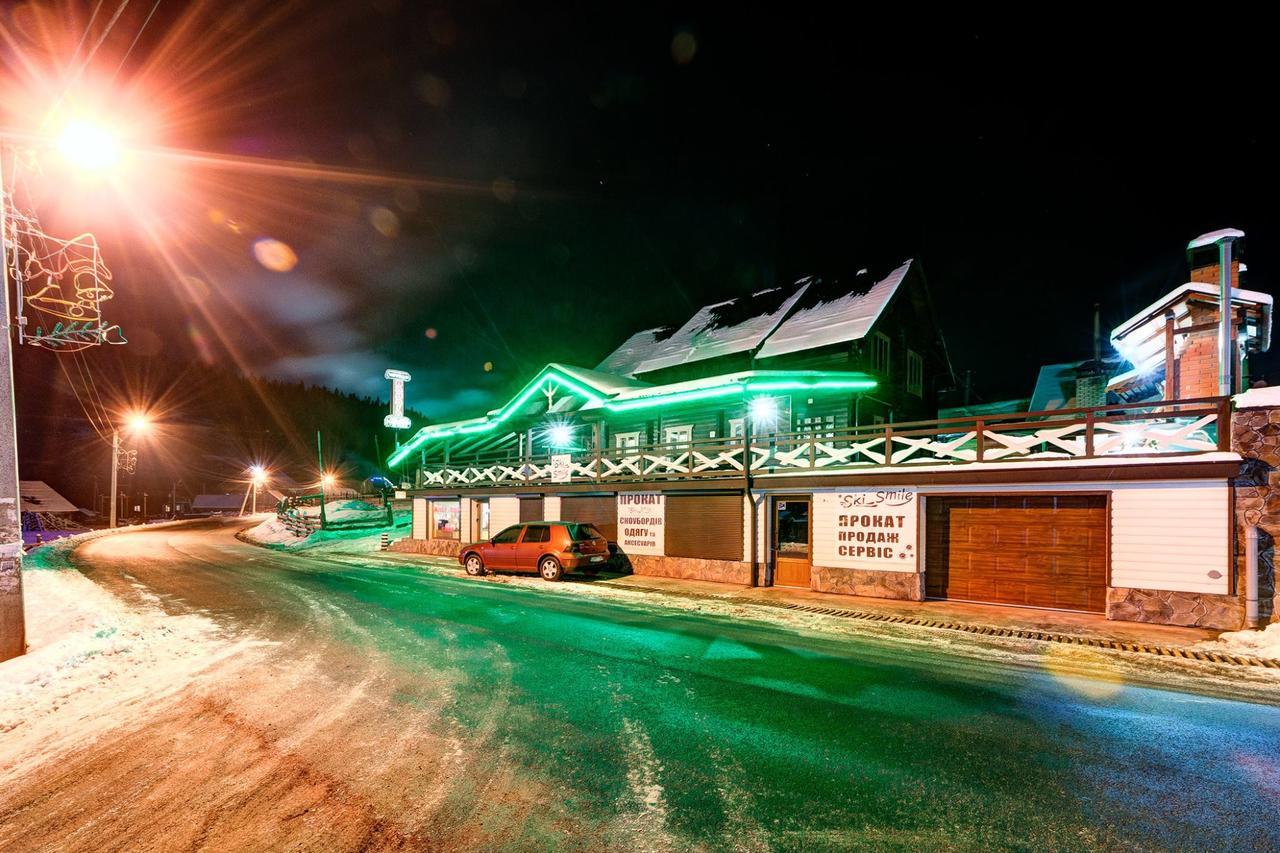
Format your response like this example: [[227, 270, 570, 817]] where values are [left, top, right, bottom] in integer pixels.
[[519, 497, 544, 522], [925, 495, 1107, 613], [560, 495, 617, 542]]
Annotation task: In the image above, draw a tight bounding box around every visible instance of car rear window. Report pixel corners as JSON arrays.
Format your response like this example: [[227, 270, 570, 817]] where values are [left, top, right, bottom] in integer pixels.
[[568, 524, 604, 541]]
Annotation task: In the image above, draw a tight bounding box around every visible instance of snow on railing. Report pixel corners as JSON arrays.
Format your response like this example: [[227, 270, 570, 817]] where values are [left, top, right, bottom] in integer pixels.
[[410, 396, 1230, 488]]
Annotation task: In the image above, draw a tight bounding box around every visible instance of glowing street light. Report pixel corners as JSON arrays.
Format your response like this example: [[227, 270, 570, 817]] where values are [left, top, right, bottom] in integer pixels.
[[320, 473, 336, 489], [245, 465, 269, 515], [56, 120, 120, 172], [110, 410, 154, 528]]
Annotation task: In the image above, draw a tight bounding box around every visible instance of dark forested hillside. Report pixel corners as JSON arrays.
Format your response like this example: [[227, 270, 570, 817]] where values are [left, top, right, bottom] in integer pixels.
[[12, 343, 421, 512]]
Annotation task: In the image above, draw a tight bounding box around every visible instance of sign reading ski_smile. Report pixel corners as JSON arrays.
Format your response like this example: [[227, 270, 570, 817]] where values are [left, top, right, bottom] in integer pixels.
[[813, 488, 918, 572], [617, 492, 664, 555]]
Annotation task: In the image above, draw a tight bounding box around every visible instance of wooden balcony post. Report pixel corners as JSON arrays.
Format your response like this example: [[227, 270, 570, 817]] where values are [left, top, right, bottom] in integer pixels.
[[1163, 311, 1175, 403], [687, 436, 694, 479], [975, 419, 985, 463], [1084, 411, 1095, 458], [884, 423, 894, 466]]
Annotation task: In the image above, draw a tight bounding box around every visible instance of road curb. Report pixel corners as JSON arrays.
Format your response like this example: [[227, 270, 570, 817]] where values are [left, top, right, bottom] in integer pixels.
[[597, 581, 1280, 669]]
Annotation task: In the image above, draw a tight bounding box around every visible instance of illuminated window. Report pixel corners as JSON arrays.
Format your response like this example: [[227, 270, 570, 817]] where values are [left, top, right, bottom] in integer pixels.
[[798, 414, 836, 439], [871, 332, 891, 376], [907, 349, 923, 397], [663, 425, 692, 445], [615, 431, 642, 449], [728, 417, 746, 438], [431, 500, 460, 540]]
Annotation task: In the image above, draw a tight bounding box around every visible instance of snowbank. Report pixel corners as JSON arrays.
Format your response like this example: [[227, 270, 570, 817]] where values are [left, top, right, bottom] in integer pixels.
[[243, 504, 409, 553], [1200, 623, 1280, 659], [0, 566, 255, 782]]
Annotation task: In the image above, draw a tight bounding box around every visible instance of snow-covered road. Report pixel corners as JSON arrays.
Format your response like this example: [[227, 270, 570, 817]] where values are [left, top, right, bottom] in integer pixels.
[[3, 518, 1279, 851]]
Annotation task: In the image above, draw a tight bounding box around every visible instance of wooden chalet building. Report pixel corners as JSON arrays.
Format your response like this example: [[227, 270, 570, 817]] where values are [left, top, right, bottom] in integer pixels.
[[388, 240, 1275, 631]]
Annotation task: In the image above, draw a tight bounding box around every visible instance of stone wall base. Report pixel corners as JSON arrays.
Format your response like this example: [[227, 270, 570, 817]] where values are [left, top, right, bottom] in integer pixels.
[[389, 537, 464, 557], [811, 566, 924, 601], [622, 554, 751, 585], [1106, 587, 1243, 630]]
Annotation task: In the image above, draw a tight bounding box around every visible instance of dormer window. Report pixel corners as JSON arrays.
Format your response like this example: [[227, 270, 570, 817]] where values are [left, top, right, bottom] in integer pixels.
[[872, 332, 891, 376], [907, 349, 923, 397]]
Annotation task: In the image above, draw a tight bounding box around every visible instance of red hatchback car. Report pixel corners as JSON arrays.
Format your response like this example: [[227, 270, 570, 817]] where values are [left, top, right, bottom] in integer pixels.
[[459, 521, 610, 581]]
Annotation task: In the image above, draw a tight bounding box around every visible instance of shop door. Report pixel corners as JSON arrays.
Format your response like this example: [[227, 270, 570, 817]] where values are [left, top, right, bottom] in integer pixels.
[[772, 497, 811, 587]]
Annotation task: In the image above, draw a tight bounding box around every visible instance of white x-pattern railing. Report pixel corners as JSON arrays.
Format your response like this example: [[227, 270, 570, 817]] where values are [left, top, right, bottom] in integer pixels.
[[413, 398, 1229, 488]]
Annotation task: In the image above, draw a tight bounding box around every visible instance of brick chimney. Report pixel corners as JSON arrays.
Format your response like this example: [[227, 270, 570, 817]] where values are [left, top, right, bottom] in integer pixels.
[[1179, 230, 1246, 398]]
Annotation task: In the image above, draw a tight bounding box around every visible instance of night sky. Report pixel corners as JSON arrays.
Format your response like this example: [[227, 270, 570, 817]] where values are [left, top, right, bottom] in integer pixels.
[[6, 4, 1280, 424]]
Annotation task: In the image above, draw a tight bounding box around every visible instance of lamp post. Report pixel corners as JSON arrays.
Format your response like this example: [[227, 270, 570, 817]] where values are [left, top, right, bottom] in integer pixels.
[[110, 413, 149, 528], [0, 147, 24, 660], [1, 120, 123, 660]]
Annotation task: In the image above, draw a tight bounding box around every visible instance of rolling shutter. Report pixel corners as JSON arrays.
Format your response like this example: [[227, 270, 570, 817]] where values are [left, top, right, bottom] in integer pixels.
[[560, 495, 618, 542], [925, 494, 1107, 613], [519, 497, 544, 522], [666, 494, 743, 561]]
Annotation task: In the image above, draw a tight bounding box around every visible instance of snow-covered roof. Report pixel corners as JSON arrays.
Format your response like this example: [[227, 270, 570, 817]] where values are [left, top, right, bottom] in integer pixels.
[[630, 284, 810, 375], [755, 260, 913, 359], [595, 327, 676, 377], [544, 363, 649, 397], [19, 481, 76, 514], [1187, 228, 1245, 250], [1109, 282, 1273, 385]]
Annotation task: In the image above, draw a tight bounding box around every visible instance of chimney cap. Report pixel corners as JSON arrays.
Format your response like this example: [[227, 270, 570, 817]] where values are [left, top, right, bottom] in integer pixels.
[[1187, 227, 1245, 250]]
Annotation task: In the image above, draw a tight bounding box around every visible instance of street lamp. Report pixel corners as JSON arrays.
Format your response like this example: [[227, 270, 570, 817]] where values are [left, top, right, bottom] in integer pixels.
[[110, 412, 150, 528], [56, 120, 121, 172], [2, 119, 123, 660], [249, 465, 268, 515]]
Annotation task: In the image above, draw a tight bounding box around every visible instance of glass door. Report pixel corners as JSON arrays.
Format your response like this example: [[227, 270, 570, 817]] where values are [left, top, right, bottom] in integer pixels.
[[772, 497, 812, 587]]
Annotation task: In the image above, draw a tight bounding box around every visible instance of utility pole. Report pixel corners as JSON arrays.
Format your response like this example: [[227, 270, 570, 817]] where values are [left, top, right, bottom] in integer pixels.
[[316, 430, 328, 530], [109, 429, 119, 528], [0, 148, 26, 660]]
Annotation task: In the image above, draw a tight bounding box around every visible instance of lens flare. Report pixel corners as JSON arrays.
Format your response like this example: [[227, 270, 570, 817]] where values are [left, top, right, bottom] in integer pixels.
[[252, 237, 298, 272]]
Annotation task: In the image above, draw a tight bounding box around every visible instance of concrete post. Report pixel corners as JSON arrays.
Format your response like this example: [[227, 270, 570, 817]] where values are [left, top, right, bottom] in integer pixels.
[[0, 165, 26, 661]]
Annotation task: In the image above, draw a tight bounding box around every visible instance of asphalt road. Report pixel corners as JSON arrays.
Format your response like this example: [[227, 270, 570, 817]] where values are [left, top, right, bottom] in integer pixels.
[[5, 519, 1279, 851]]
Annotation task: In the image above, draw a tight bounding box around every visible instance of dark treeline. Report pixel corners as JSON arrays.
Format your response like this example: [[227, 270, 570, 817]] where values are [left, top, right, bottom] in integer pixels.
[[12, 344, 420, 512]]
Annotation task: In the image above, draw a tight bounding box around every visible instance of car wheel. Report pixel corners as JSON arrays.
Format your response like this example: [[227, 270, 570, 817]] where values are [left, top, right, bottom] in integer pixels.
[[538, 556, 562, 581], [464, 554, 486, 576]]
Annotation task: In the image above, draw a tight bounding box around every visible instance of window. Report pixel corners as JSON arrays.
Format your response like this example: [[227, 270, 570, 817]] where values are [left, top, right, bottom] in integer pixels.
[[728, 417, 746, 439], [663, 425, 692, 445], [907, 349, 923, 397], [569, 523, 605, 541], [615, 431, 642, 449], [523, 524, 551, 543], [493, 525, 521, 544], [798, 414, 837, 440], [871, 331, 891, 376], [474, 499, 490, 541], [431, 500, 460, 540]]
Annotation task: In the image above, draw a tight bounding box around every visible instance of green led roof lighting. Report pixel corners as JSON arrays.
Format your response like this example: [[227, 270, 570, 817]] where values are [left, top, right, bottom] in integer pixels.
[[387, 368, 876, 468]]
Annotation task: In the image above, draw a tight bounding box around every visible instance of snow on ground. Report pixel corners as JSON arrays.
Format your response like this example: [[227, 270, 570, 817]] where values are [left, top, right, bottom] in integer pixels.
[[1201, 623, 1280, 659], [0, 550, 261, 784], [243, 502, 408, 553]]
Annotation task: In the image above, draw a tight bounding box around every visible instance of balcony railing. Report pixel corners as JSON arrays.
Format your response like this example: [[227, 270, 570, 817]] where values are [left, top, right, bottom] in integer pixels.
[[409, 396, 1231, 489]]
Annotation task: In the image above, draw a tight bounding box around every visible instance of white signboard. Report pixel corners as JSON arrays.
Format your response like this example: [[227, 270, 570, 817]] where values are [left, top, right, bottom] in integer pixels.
[[813, 489, 918, 572], [383, 369, 412, 430], [550, 453, 573, 483], [617, 492, 664, 555]]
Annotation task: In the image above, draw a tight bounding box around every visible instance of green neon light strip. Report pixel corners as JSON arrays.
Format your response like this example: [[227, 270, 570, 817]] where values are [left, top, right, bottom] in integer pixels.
[[605, 377, 877, 413], [388, 370, 877, 468], [387, 368, 606, 467]]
